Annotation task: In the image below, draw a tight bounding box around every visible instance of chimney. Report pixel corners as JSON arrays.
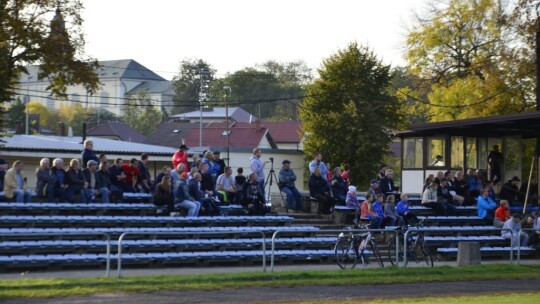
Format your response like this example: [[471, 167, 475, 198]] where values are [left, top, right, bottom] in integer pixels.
[[58, 122, 65, 136], [82, 122, 87, 143], [256, 119, 261, 132]]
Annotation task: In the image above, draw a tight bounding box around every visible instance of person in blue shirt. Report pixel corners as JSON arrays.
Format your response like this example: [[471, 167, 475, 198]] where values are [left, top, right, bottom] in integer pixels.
[[477, 188, 497, 225], [373, 194, 395, 228], [396, 193, 418, 225]]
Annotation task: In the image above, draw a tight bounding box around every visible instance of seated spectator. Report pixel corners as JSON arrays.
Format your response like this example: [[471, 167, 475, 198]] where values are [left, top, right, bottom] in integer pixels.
[[3, 160, 32, 203], [153, 174, 174, 215], [154, 166, 172, 189], [82, 160, 110, 203], [385, 194, 404, 227], [468, 169, 483, 198], [346, 186, 360, 225], [493, 200, 510, 228], [51, 158, 69, 202], [216, 166, 237, 203], [360, 193, 382, 229], [65, 158, 88, 203], [434, 171, 444, 184], [499, 176, 522, 206], [190, 153, 201, 170], [502, 214, 528, 247], [396, 193, 418, 225], [121, 158, 139, 193], [444, 171, 464, 205], [96, 161, 120, 202], [530, 210, 540, 247], [379, 169, 399, 197], [454, 171, 475, 206], [137, 153, 151, 193], [98, 153, 107, 164], [109, 158, 128, 192], [477, 188, 497, 225], [422, 174, 435, 193], [213, 151, 226, 176], [0, 152, 8, 192], [309, 166, 334, 214], [243, 172, 271, 215], [189, 172, 222, 216], [373, 194, 395, 228], [522, 215, 538, 247], [422, 180, 455, 216], [234, 167, 247, 204], [199, 162, 223, 202], [278, 160, 302, 212], [173, 172, 201, 217], [170, 163, 186, 189], [330, 167, 347, 204], [36, 158, 57, 202], [368, 179, 383, 199], [437, 179, 454, 206], [486, 180, 497, 201]]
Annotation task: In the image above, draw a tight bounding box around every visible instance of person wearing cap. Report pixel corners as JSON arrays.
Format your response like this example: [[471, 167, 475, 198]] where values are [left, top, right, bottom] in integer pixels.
[[172, 144, 189, 174], [368, 179, 382, 199], [330, 167, 347, 204], [213, 151, 226, 176], [173, 172, 201, 217], [279, 160, 302, 212], [502, 213, 529, 247], [346, 185, 361, 225], [500, 176, 522, 205], [82, 160, 110, 203], [81, 139, 99, 169], [65, 158, 88, 203]]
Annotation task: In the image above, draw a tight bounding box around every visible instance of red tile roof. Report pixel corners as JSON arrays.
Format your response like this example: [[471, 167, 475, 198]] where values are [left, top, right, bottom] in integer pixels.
[[261, 121, 302, 143], [184, 123, 271, 148]]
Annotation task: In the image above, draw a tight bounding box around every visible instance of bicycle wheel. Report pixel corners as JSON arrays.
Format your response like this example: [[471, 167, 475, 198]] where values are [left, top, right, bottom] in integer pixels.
[[334, 239, 357, 270], [387, 239, 404, 267], [414, 240, 433, 267], [369, 240, 384, 268]]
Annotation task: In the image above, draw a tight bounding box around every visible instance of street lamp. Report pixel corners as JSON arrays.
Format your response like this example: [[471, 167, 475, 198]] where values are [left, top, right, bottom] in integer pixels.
[[223, 86, 232, 166], [198, 68, 210, 148]]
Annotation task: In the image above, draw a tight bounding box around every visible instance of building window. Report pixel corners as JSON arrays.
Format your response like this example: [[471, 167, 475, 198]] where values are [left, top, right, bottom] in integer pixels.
[[451, 137, 464, 169], [466, 137, 477, 170], [428, 137, 445, 167], [403, 137, 423, 169]]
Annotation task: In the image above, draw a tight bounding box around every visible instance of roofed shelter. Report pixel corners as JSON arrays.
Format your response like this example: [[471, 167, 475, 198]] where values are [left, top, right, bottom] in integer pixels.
[[396, 111, 540, 196]]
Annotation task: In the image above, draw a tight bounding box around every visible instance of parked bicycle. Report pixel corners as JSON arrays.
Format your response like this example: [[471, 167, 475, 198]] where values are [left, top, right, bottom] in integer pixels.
[[387, 217, 433, 267], [334, 224, 384, 269]]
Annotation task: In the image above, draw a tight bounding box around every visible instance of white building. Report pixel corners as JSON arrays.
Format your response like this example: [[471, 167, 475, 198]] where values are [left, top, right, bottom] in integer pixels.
[[12, 59, 174, 117]]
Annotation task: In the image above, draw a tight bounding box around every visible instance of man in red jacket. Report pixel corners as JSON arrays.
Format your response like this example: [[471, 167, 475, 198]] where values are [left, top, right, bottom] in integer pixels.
[[172, 144, 189, 173]]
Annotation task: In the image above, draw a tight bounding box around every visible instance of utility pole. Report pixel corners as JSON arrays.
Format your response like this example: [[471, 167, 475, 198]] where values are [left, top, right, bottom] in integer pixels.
[[223, 86, 232, 166], [198, 68, 211, 148]]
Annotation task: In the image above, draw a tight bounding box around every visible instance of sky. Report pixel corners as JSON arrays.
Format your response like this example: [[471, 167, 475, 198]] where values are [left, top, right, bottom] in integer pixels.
[[82, 0, 426, 80]]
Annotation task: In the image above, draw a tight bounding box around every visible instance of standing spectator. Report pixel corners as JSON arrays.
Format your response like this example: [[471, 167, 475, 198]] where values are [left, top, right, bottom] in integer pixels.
[[173, 172, 201, 217], [502, 214, 528, 247], [308, 152, 328, 177], [213, 151, 226, 176], [189, 172, 221, 216], [477, 188, 497, 225], [330, 167, 347, 204], [373, 194, 395, 228], [216, 166, 237, 203], [360, 193, 382, 229], [82, 160, 110, 203], [65, 158, 88, 203], [377, 164, 387, 181], [385, 195, 404, 227], [249, 148, 269, 201], [0, 152, 8, 191], [309, 166, 333, 214], [341, 164, 351, 186], [51, 158, 69, 202], [499, 176, 522, 205], [396, 194, 418, 225], [243, 172, 271, 215], [346, 185, 360, 225], [488, 144, 503, 184], [137, 153, 151, 193], [4, 160, 32, 202], [379, 169, 399, 197], [494, 200, 510, 228], [122, 158, 139, 193], [36, 158, 57, 202], [172, 144, 189, 173], [81, 139, 98, 169], [109, 158, 128, 192], [278, 160, 302, 212]]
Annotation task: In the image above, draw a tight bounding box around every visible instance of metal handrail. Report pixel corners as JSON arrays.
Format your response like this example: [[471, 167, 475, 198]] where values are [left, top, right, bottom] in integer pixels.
[[0, 232, 111, 277], [402, 227, 514, 267], [270, 228, 399, 272], [517, 227, 540, 264], [116, 230, 266, 278]]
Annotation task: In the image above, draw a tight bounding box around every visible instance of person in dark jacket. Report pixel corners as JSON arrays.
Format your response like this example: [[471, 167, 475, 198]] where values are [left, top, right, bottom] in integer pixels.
[[278, 160, 302, 212], [243, 172, 270, 215], [379, 169, 399, 197], [173, 172, 201, 217], [82, 160, 110, 203], [36, 158, 57, 202], [330, 167, 347, 204], [499, 176, 522, 206], [51, 158, 69, 202], [309, 166, 333, 214], [65, 158, 88, 203], [189, 173, 221, 216], [81, 139, 99, 169], [153, 174, 174, 214]]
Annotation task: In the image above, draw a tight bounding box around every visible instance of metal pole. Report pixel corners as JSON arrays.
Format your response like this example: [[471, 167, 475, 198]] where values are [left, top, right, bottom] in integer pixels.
[[224, 86, 231, 167], [523, 157, 535, 214], [25, 76, 30, 135]]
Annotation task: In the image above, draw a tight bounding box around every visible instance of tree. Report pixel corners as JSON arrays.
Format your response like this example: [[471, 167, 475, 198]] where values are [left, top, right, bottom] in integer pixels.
[[0, 0, 100, 128], [404, 0, 534, 121], [300, 42, 404, 185], [172, 58, 215, 115], [27, 101, 52, 127], [57, 102, 93, 135], [123, 91, 162, 136]]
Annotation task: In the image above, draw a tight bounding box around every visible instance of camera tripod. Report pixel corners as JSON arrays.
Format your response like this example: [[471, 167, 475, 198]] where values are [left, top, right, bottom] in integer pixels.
[[264, 159, 286, 212]]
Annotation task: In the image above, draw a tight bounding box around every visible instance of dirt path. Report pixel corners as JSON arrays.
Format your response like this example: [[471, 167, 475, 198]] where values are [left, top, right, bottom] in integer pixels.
[[3, 279, 539, 304]]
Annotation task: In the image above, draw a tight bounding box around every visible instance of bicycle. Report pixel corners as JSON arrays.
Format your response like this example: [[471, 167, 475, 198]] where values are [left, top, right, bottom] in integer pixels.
[[334, 224, 384, 269], [387, 217, 433, 267]]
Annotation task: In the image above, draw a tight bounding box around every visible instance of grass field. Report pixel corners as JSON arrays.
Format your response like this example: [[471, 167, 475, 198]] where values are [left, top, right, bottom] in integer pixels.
[[0, 264, 538, 299]]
